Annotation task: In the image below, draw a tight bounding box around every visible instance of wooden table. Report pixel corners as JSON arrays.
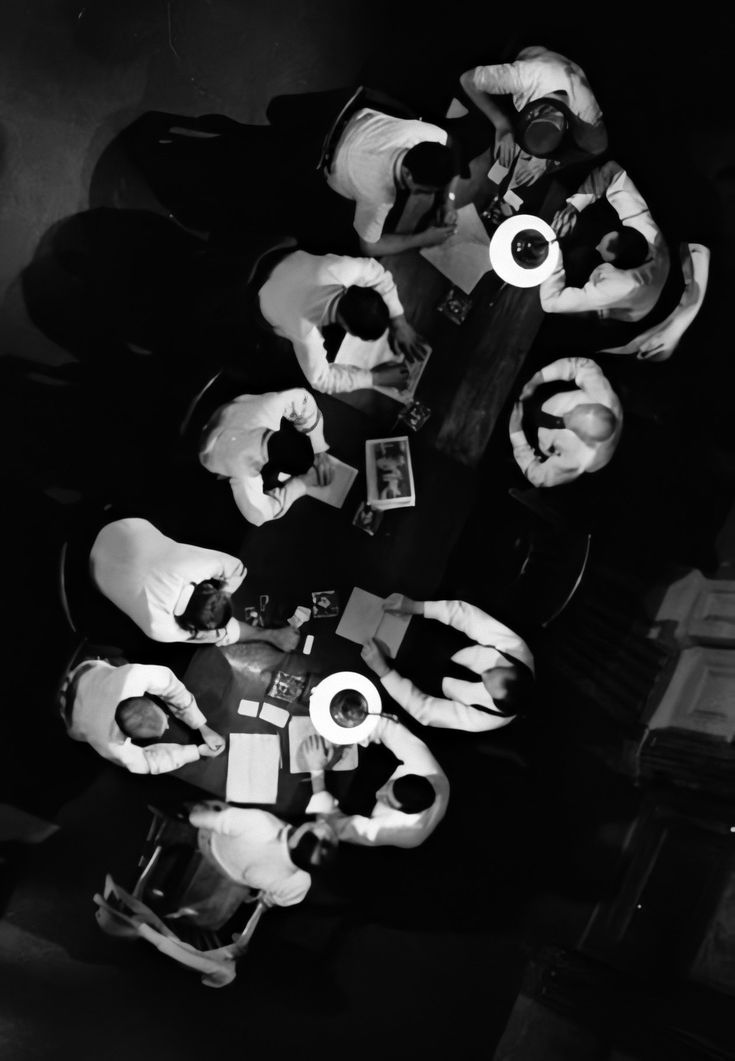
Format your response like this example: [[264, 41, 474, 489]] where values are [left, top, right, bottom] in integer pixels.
[[173, 627, 372, 818], [337, 147, 569, 468]]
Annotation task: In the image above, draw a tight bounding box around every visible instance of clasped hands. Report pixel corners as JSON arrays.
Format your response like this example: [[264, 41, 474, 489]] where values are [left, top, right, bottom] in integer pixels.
[[198, 722, 226, 758]]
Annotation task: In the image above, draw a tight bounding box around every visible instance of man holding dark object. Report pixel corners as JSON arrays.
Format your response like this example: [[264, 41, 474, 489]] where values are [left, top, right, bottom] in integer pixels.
[[199, 387, 334, 528]]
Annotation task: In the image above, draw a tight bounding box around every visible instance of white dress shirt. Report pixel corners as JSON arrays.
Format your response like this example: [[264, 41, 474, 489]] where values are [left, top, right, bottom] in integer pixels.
[[332, 717, 449, 849], [327, 108, 448, 243], [192, 806, 311, 907], [66, 660, 205, 774], [90, 518, 246, 645], [259, 250, 404, 395], [380, 600, 534, 732], [199, 389, 329, 527], [473, 45, 603, 130], [511, 357, 622, 488], [540, 162, 670, 322], [599, 243, 710, 362]]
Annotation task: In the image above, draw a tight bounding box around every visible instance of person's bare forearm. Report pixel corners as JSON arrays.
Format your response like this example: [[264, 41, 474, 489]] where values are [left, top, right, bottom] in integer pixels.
[[459, 72, 512, 133], [359, 231, 437, 257]]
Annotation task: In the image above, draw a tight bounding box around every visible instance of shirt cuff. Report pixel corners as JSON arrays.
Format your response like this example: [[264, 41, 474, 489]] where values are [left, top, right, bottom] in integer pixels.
[[305, 790, 339, 815], [181, 745, 202, 765], [567, 192, 594, 212]]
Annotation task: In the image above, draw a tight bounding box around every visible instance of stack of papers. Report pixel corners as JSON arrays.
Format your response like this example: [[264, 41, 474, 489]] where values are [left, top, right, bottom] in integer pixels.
[[225, 733, 280, 804], [336, 587, 411, 657]]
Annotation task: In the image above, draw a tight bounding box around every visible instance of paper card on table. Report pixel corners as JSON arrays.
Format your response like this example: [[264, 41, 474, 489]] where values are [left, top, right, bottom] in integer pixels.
[[336, 587, 411, 657], [445, 96, 469, 119], [487, 159, 510, 184], [503, 188, 524, 211], [226, 733, 280, 804], [420, 204, 492, 294], [335, 332, 431, 405], [288, 715, 358, 773], [307, 455, 357, 509], [303, 634, 314, 655], [237, 699, 260, 718], [259, 701, 291, 728]]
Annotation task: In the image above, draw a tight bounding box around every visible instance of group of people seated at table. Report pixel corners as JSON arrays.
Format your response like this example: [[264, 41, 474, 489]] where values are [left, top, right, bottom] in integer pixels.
[[60, 43, 707, 936]]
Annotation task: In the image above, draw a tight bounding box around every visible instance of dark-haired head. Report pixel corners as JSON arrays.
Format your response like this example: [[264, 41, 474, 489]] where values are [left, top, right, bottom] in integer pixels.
[[287, 820, 338, 872], [337, 286, 390, 341], [115, 696, 168, 739], [517, 100, 567, 158], [481, 662, 535, 718], [387, 773, 436, 814], [403, 142, 457, 191], [597, 227, 649, 270], [176, 578, 232, 635]]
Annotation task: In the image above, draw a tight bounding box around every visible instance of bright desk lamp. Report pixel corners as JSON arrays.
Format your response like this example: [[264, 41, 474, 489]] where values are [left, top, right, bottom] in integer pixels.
[[309, 671, 387, 745], [488, 214, 560, 288]]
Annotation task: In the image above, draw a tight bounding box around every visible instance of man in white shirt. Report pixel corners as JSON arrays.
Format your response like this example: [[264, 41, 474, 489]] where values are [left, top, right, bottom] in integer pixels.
[[90, 517, 298, 649], [509, 357, 622, 488], [63, 659, 224, 773], [360, 595, 535, 732], [258, 249, 427, 395], [459, 45, 607, 182], [540, 161, 670, 324], [199, 388, 334, 527], [190, 802, 337, 907], [327, 108, 460, 257], [305, 716, 449, 849]]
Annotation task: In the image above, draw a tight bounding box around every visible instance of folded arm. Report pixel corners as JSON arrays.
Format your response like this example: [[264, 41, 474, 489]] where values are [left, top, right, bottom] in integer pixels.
[[381, 668, 502, 732], [510, 429, 579, 488]]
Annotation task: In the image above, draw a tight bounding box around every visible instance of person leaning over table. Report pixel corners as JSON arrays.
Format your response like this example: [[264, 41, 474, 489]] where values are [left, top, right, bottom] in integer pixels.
[[199, 388, 335, 528], [458, 45, 607, 185], [190, 800, 338, 907], [90, 517, 298, 650], [325, 107, 461, 258], [299, 718, 449, 849], [361, 595, 534, 732], [257, 248, 429, 396], [62, 658, 225, 773], [509, 356, 622, 488], [540, 161, 670, 331]]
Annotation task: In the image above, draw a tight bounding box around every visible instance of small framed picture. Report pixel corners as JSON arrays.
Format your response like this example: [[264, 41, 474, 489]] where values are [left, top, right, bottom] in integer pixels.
[[311, 590, 340, 619], [352, 500, 384, 536], [436, 286, 473, 326], [397, 399, 431, 432]]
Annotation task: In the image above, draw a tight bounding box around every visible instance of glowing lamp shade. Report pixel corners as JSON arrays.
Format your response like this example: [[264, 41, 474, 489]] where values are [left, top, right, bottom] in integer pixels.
[[309, 671, 382, 744], [489, 214, 560, 288]]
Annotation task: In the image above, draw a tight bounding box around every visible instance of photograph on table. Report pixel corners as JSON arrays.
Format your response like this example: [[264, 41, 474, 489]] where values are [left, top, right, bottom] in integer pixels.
[[311, 589, 340, 618], [352, 500, 384, 536], [436, 285, 473, 326], [366, 436, 416, 511]]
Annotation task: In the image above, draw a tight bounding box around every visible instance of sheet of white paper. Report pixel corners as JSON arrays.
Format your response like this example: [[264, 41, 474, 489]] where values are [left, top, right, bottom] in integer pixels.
[[446, 97, 469, 119], [334, 332, 431, 405], [420, 204, 492, 294], [226, 733, 280, 804], [259, 701, 290, 728], [336, 587, 410, 657], [488, 159, 510, 184], [307, 455, 357, 509], [288, 715, 358, 773], [237, 699, 260, 717], [503, 188, 523, 211]]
